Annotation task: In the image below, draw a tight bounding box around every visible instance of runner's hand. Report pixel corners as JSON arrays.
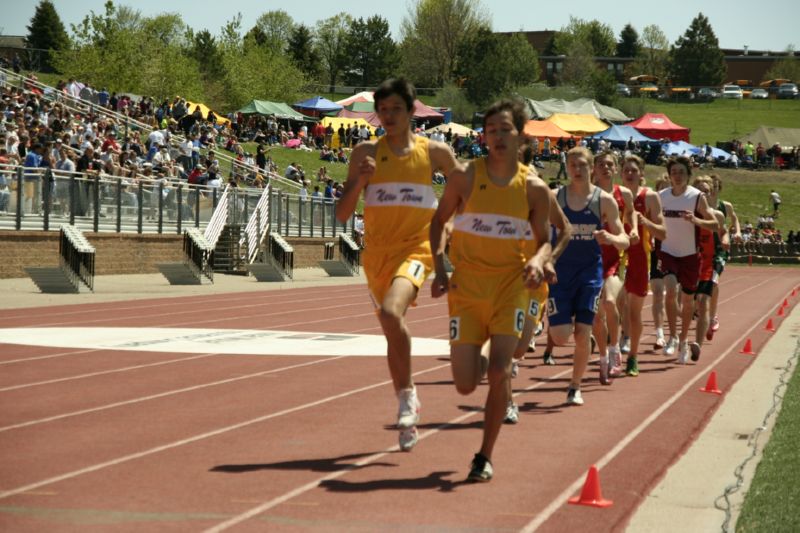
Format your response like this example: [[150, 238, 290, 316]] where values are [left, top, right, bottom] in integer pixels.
[[431, 271, 450, 298]]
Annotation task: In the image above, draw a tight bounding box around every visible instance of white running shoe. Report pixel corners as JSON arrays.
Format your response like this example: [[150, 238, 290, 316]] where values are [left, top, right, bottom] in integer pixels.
[[397, 387, 420, 429], [504, 402, 519, 424], [511, 360, 519, 378], [677, 342, 688, 364], [398, 426, 418, 451], [534, 322, 544, 336], [608, 346, 623, 377], [664, 336, 678, 357], [566, 387, 584, 406], [620, 336, 631, 354], [654, 329, 666, 349]]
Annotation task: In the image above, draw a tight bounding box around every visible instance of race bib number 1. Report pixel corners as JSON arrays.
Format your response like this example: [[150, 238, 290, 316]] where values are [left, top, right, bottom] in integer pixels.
[[407, 260, 426, 282]]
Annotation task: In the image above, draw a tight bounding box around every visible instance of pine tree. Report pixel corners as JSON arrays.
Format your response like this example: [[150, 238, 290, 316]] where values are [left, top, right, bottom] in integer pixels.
[[25, 0, 70, 72], [617, 24, 640, 58], [670, 13, 726, 87]]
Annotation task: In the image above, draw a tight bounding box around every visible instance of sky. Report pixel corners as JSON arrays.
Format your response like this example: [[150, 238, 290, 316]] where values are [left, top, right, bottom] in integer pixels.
[[4, 0, 798, 52]]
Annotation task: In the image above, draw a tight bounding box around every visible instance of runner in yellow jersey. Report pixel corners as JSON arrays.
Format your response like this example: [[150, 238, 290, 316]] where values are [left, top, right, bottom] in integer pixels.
[[336, 79, 459, 452], [430, 99, 552, 482], [504, 142, 572, 424]]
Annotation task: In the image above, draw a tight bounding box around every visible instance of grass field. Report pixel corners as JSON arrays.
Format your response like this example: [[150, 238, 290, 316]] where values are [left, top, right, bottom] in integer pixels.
[[736, 343, 800, 532]]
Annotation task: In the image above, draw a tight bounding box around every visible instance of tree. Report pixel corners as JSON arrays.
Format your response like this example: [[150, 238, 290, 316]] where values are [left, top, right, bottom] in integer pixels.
[[617, 23, 640, 58], [399, 0, 490, 87], [552, 17, 616, 57], [345, 16, 398, 87], [251, 10, 295, 54], [315, 13, 352, 93], [670, 13, 726, 87], [432, 82, 475, 123], [288, 24, 319, 79], [25, 0, 70, 72], [631, 24, 670, 82], [455, 30, 540, 106], [765, 46, 800, 83], [190, 29, 225, 78]]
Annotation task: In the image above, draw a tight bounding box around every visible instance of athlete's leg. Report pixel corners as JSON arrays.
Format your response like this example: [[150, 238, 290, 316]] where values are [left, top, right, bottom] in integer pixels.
[[678, 289, 695, 345], [650, 278, 665, 335], [664, 274, 680, 340], [451, 343, 485, 395], [696, 293, 711, 347], [626, 292, 646, 370], [378, 277, 418, 392], [479, 335, 517, 460]]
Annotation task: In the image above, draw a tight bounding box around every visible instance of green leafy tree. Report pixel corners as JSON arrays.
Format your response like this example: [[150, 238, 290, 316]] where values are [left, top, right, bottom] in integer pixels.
[[315, 13, 352, 93], [765, 46, 800, 83], [288, 24, 319, 79], [553, 17, 616, 57], [251, 10, 295, 54], [399, 0, 490, 87], [670, 13, 726, 86], [345, 16, 398, 87], [617, 23, 640, 58], [631, 24, 670, 82], [455, 30, 540, 106], [432, 82, 475, 123], [25, 0, 70, 72], [189, 29, 225, 78]]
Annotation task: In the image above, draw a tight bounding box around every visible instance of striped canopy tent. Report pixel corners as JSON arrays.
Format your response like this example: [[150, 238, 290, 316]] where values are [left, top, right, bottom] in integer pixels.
[[545, 113, 608, 136]]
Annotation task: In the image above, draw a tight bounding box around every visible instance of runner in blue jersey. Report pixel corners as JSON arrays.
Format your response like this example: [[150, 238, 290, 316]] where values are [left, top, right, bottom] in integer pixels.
[[547, 147, 629, 406]]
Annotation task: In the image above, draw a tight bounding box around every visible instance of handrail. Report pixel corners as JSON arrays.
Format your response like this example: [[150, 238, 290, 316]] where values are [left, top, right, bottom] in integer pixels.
[[269, 232, 294, 279], [203, 184, 230, 249], [338, 233, 361, 275], [184, 227, 213, 282], [59, 224, 95, 291], [241, 183, 271, 263]]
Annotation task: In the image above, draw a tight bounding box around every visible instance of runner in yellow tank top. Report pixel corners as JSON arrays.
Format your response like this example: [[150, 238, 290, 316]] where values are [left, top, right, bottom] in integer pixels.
[[336, 79, 459, 453], [430, 99, 552, 482], [503, 142, 572, 425]]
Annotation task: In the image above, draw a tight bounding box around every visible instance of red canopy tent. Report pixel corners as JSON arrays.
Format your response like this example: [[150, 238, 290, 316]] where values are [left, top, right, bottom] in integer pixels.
[[626, 113, 690, 142]]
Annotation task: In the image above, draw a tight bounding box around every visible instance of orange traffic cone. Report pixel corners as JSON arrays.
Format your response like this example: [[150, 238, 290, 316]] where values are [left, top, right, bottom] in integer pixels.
[[700, 371, 722, 395], [765, 318, 776, 332], [793, 288, 798, 297], [778, 306, 785, 317], [568, 465, 613, 508], [739, 338, 755, 355], [783, 298, 789, 308]]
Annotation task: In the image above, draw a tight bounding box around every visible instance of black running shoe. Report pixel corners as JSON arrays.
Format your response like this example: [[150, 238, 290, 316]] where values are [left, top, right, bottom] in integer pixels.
[[543, 351, 555, 365], [467, 453, 493, 482]]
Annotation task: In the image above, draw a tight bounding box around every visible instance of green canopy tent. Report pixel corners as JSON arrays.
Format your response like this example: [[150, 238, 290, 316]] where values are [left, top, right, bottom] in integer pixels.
[[237, 100, 313, 121]]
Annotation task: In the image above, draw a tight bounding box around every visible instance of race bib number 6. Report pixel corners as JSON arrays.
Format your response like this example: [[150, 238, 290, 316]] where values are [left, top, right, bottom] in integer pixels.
[[449, 317, 460, 341]]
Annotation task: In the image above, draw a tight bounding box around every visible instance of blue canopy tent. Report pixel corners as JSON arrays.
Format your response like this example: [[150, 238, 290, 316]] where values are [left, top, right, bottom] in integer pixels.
[[690, 145, 731, 161], [293, 96, 343, 117], [593, 124, 657, 145], [662, 140, 699, 157]]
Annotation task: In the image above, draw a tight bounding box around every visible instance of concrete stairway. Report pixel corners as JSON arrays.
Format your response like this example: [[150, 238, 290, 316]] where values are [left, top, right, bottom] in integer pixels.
[[25, 266, 84, 293]]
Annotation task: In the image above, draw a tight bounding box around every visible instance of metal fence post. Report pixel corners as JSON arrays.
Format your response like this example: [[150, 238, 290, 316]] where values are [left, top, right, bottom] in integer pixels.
[[15, 167, 22, 230], [42, 169, 52, 231], [157, 181, 164, 234], [137, 181, 143, 234], [115, 178, 122, 232], [69, 174, 76, 226], [177, 184, 183, 235], [92, 174, 100, 233]]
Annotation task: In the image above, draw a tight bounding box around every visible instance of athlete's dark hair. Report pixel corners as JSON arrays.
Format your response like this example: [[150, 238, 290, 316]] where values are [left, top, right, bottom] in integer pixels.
[[373, 78, 416, 112], [666, 156, 692, 177], [483, 98, 528, 134]]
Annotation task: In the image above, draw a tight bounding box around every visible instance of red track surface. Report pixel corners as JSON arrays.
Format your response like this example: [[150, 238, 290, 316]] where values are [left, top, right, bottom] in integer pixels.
[[0, 266, 797, 532]]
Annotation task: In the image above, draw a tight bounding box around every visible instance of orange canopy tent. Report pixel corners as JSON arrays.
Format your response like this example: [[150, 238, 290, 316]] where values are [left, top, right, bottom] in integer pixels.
[[523, 120, 571, 140]]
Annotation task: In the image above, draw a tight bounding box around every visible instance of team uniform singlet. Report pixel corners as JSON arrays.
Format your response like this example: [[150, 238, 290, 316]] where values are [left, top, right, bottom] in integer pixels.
[[447, 158, 529, 345], [658, 186, 702, 292], [624, 187, 652, 297], [600, 184, 626, 278], [548, 186, 604, 326], [362, 135, 437, 306]]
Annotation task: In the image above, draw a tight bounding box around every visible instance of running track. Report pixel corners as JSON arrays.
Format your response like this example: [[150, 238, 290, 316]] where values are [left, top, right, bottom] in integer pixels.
[[0, 265, 797, 532]]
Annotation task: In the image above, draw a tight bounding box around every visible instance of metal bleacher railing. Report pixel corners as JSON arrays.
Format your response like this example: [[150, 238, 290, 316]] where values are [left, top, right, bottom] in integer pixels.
[[268, 232, 294, 279], [60, 223, 95, 291], [271, 191, 356, 238], [241, 184, 271, 264], [183, 227, 214, 282], [0, 67, 303, 194], [338, 233, 361, 275], [0, 163, 224, 234]]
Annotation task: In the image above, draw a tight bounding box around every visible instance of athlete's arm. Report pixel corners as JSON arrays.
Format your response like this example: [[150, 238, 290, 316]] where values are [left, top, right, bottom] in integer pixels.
[[723, 200, 741, 245], [335, 141, 376, 223], [546, 190, 571, 284], [621, 186, 639, 245], [683, 194, 719, 231], [430, 162, 470, 298], [640, 189, 666, 241], [428, 140, 460, 176], [595, 190, 630, 250], [524, 174, 552, 288], [714, 209, 729, 246]]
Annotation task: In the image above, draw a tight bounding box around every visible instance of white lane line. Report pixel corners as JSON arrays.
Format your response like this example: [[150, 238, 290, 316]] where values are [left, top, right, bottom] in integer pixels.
[[3, 285, 366, 321], [0, 363, 452, 501], [0, 356, 347, 433], [520, 277, 775, 532], [0, 353, 218, 392], [0, 348, 102, 366], [204, 364, 578, 532]]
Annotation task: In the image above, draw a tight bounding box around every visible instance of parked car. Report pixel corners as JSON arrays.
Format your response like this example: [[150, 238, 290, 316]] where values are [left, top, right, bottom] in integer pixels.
[[777, 83, 798, 99], [750, 88, 769, 99], [721, 85, 743, 99], [616, 83, 631, 97], [697, 87, 720, 101]]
